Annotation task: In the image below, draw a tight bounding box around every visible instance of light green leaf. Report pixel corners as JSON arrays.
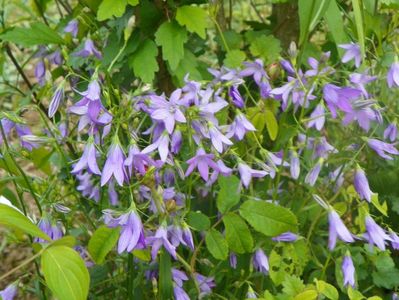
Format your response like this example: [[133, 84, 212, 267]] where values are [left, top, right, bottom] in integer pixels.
[[129, 39, 159, 83], [265, 110, 278, 141], [97, 0, 138, 21], [371, 194, 387, 217], [41, 246, 90, 300], [223, 213, 253, 254], [88, 226, 120, 264], [159, 249, 173, 299], [348, 286, 365, 300], [294, 289, 318, 300], [216, 175, 241, 213], [239, 200, 298, 236], [186, 211, 210, 231], [315, 279, 338, 300], [155, 21, 188, 70], [282, 275, 305, 296], [176, 5, 208, 39], [224, 50, 246, 68], [0, 203, 50, 241], [49, 236, 76, 248], [205, 228, 228, 260], [351, 0, 365, 59], [249, 35, 281, 64], [0, 22, 64, 46], [324, 0, 348, 52]]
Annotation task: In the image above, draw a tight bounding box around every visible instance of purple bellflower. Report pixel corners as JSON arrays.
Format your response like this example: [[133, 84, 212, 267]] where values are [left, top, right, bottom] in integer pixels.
[[307, 103, 325, 131], [124, 144, 157, 176], [322, 84, 361, 118], [342, 99, 380, 132], [35, 218, 63, 243], [230, 253, 237, 269], [0, 283, 17, 300], [349, 71, 376, 97], [353, 166, 373, 202], [208, 123, 233, 152], [328, 209, 354, 250], [71, 137, 101, 175], [108, 180, 118, 205], [390, 231, 399, 250], [142, 132, 170, 162], [339, 43, 362, 67], [367, 138, 399, 160], [342, 254, 356, 288], [387, 61, 399, 88], [35, 60, 46, 86], [75, 39, 102, 59], [48, 87, 64, 118], [101, 139, 126, 186], [238, 162, 268, 188], [171, 129, 183, 154], [228, 112, 256, 140], [384, 123, 398, 142], [290, 151, 300, 179], [229, 85, 244, 108], [185, 148, 219, 181], [304, 159, 323, 186], [147, 224, 177, 260], [253, 249, 269, 275], [272, 232, 299, 242], [195, 273, 216, 298], [364, 215, 391, 251], [64, 19, 78, 37], [240, 59, 268, 85]]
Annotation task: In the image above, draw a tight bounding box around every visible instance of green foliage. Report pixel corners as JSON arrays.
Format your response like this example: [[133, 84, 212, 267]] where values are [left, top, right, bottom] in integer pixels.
[[186, 211, 211, 231], [97, 0, 139, 21], [249, 35, 282, 64], [129, 39, 159, 83], [224, 49, 246, 68], [205, 228, 229, 260], [216, 175, 241, 213], [176, 5, 208, 39], [41, 246, 90, 300], [88, 226, 120, 264], [223, 213, 253, 254]]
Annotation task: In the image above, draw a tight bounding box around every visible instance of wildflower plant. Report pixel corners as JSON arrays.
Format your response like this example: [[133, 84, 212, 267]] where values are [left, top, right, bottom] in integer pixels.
[[1, 1, 399, 300]]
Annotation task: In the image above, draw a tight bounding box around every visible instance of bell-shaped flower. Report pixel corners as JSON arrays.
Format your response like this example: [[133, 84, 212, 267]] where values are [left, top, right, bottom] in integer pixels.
[[342, 254, 356, 288], [328, 209, 354, 250], [101, 139, 126, 186], [185, 148, 219, 181]]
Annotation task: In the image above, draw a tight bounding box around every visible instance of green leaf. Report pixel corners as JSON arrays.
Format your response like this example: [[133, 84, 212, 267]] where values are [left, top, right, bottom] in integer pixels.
[[216, 175, 241, 213], [155, 21, 188, 70], [176, 5, 208, 39], [371, 194, 387, 217], [348, 286, 365, 300], [239, 200, 298, 236], [129, 39, 159, 83], [249, 35, 281, 64], [315, 280, 338, 300], [97, 0, 138, 21], [351, 0, 365, 59], [223, 213, 253, 254], [324, 0, 348, 52], [0, 22, 64, 47], [298, 0, 331, 46], [205, 228, 228, 260], [282, 275, 305, 296], [186, 211, 210, 231], [265, 110, 278, 141], [49, 236, 76, 248], [159, 249, 173, 299], [88, 226, 120, 264], [0, 203, 50, 241], [41, 246, 90, 300], [224, 50, 246, 68], [294, 289, 318, 300]]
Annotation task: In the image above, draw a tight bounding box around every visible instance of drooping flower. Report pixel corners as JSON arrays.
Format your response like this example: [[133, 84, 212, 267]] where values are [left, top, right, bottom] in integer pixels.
[[147, 224, 177, 259], [48, 50, 63, 66], [342, 254, 355, 288], [142, 132, 170, 162], [227, 112, 256, 140], [71, 138, 101, 175], [195, 273, 216, 298], [367, 138, 399, 160], [15, 124, 39, 151], [171, 129, 183, 154], [339, 43, 361, 67], [173, 285, 190, 300], [389, 231, 399, 250], [307, 103, 325, 131], [124, 144, 157, 176], [101, 140, 126, 186], [272, 232, 299, 242], [364, 215, 391, 251], [185, 148, 219, 181], [253, 249, 269, 275], [149, 90, 186, 134], [75, 39, 102, 59], [353, 166, 373, 202], [290, 151, 300, 179], [207, 123, 233, 153], [322, 84, 362, 118], [34, 218, 63, 243], [229, 85, 244, 108], [104, 210, 145, 253], [342, 99, 380, 132], [75, 172, 100, 202], [35, 60, 46, 86], [387, 61, 399, 88], [349, 71, 376, 97], [240, 59, 268, 84], [48, 87, 64, 118], [64, 19, 79, 37], [328, 209, 354, 250], [0, 283, 17, 300], [238, 162, 268, 188], [108, 180, 118, 205], [304, 159, 323, 186], [384, 123, 398, 142], [230, 253, 237, 269]]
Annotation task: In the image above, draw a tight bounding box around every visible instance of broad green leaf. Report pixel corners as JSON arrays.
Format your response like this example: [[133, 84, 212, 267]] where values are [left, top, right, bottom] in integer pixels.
[[97, 0, 139, 21], [324, 0, 348, 52], [88, 226, 120, 264], [186, 211, 210, 231], [351, 0, 365, 59], [173, 49, 202, 85], [371, 194, 387, 216], [223, 213, 253, 254], [49, 236, 76, 248], [239, 200, 297, 236], [265, 110, 278, 141], [224, 50, 246, 68], [315, 280, 338, 300], [132, 249, 151, 262], [298, 0, 331, 46], [216, 175, 241, 213], [348, 286, 365, 300], [249, 35, 281, 64], [205, 228, 228, 260], [282, 275, 305, 296], [41, 246, 90, 300], [0, 22, 64, 46], [176, 5, 208, 39], [129, 39, 159, 83], [159, 249, 173, 299], [155, 21, 188, 70], [0, 203, 50, 241], [294, 289, 318, 300]]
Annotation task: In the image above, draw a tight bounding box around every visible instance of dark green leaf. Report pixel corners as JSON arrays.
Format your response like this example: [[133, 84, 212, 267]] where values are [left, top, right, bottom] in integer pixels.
[[216, 175, 241, 213], [223, 213, 253, 254], [205, 228, 228, 260], [186, 211, 210, 231], [159, 249, 173, 299]]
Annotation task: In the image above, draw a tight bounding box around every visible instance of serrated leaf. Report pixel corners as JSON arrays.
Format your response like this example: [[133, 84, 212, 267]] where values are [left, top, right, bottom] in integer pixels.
[[294, 289, 318, 300], [282, 275, 305, 296], [315, 280, 338, 300], [239, 200, 297, 236], [265, 110, 278, 141], [97, 0, 138, 21], [249, 35, 281, 64], [217, 175, 241, 213], [155, 21, 188, 70], [88, 226, 120, 264], [176, 5, 208, 39], [129, 39, 159, 83], [0, 203, 50, 241], [41, 246, 90, 300], [224, 50, 246, 68], [187, 211, 210, 231], [0, 22, 64, 46], [205, 228, 228, 260], [223, 213, 253, 254]]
